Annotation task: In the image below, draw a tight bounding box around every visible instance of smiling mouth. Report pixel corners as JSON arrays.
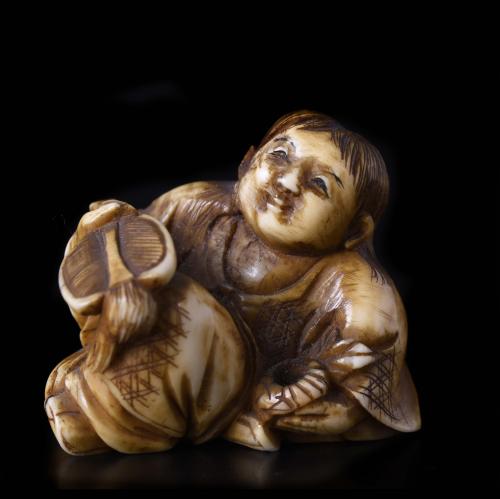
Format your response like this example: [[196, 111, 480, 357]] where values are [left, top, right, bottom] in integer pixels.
[[263, 187, 300, 220], [253, 183, 298, 219], [263, 187, 284, 208], [265, 193, 284, 215]]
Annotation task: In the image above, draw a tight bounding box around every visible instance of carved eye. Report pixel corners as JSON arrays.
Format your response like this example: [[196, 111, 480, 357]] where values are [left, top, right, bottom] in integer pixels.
[[269, 148, 288, 160], [310, 176, 329, 196], [332, 173, 344, 188]]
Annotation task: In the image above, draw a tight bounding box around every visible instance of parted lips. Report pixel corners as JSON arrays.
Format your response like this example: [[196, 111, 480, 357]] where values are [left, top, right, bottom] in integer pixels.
[[59, 206, 177, 315]]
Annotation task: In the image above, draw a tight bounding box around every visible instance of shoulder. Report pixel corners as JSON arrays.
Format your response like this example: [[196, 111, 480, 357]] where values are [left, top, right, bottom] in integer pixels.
[[165, 180, 235, 202], [145, 181, 237, 224], [317, 251, 407, 347]]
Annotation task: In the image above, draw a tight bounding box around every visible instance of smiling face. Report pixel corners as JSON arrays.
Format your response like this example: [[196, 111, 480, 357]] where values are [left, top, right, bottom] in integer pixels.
[[237, 125, 358, 254]]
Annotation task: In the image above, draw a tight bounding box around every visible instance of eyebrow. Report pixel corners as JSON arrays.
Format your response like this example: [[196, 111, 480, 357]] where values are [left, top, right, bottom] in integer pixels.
[[325, 171, 344, 188], [273, 136, 295, 150]]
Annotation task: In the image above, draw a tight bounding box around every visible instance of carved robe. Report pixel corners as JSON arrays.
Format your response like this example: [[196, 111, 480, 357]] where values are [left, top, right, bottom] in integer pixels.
[[146, 181, 420, 437]]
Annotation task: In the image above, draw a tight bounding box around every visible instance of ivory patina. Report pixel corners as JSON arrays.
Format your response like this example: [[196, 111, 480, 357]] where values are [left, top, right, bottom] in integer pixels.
[[45, 111, 420, 454]]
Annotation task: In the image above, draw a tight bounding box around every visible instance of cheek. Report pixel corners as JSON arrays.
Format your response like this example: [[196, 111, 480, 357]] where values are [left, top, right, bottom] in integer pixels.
[[238, 173, 263, 220], [238, 175, 252, 203], [255, 162, 271, 185], [261, 193, 333, 246], [296, 193, 333, 230], [292, 193, 347, 248]]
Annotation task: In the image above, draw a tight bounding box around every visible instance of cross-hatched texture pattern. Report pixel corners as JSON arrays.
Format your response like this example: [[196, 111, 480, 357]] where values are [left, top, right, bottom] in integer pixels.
[[355, 348, 398, 421]]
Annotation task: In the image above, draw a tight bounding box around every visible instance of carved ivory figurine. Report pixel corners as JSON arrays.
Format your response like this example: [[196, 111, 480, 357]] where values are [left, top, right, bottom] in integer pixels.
[[45, 111, 420, 455]]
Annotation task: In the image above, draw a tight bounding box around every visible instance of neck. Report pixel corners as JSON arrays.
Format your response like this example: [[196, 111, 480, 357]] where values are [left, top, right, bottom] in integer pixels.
[[238, 215, 322, 262]]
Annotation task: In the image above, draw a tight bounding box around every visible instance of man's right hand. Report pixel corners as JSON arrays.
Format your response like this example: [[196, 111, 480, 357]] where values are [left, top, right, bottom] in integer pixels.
[[66, 200, 137, 255], [60, 199, 177, 318]]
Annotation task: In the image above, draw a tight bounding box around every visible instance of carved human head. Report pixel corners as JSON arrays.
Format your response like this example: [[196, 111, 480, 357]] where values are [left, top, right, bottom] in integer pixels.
[[237, 111, 389, 255]]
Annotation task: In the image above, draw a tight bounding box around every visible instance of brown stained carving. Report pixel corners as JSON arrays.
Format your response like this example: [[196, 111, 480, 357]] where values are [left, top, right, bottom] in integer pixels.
[[118, 216, 166, 276], [46, 110, 420, 455], [62, 231, 108, 298], [355, 348, 397, 422], [108, 304, 189, 411], [251, 299, 306, 369]]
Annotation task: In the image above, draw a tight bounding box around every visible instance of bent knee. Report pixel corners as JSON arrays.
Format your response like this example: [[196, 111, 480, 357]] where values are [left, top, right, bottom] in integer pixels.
[[45, 350, 86, 400]]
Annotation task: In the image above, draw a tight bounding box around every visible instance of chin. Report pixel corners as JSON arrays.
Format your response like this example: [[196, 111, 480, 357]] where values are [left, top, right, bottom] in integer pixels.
[[239, 180, 334, 253], [254, 209, 314, 251]]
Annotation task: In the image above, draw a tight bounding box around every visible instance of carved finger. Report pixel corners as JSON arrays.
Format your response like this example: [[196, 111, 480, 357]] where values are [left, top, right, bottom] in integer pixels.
[[320, 339, 377, 381], [274, 395, 365, 435], [68, 201, 137, 253], [256, 367, 329, 414]]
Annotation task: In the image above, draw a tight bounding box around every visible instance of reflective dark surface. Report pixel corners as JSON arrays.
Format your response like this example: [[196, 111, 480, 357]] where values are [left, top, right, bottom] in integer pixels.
[[47, 434, 427, 489]]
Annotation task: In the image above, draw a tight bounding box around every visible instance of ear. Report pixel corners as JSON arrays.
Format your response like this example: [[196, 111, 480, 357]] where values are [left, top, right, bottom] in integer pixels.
[[345, 213, 374, 250], [238, 145, 256, 179]]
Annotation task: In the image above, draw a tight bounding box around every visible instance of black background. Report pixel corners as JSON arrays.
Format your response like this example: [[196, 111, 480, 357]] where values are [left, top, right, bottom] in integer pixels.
[[13, 22, 495, 490]]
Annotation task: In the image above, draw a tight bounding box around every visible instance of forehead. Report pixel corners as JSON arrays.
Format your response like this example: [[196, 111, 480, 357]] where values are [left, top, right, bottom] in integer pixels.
[[273, 125, 345, 170]]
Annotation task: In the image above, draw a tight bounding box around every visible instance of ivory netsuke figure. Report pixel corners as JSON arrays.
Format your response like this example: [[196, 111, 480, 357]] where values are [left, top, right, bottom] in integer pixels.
[[45, 111, 420, 454]]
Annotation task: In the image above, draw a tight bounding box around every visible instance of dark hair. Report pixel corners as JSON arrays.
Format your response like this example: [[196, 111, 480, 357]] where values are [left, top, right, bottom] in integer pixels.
[[260, 110, 389, 224], [259, 110, 390, 282]]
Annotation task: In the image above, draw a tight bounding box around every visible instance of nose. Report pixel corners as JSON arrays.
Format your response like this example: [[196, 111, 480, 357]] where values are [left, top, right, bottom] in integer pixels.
[[255, 163, 301, 195], [276, 168, 300, 194]]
